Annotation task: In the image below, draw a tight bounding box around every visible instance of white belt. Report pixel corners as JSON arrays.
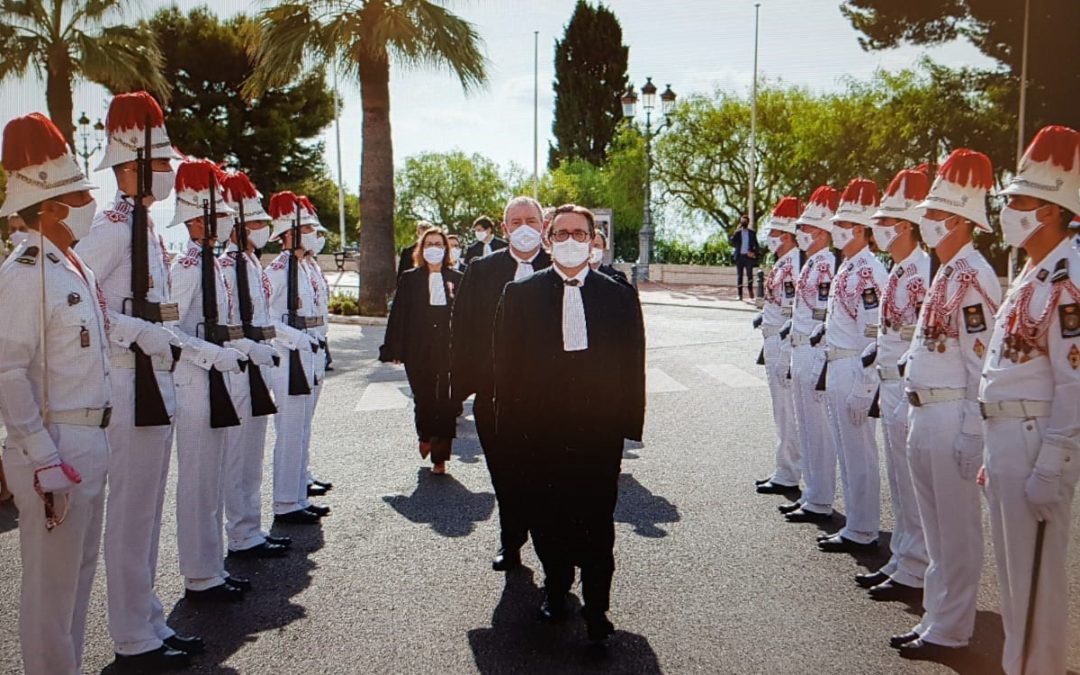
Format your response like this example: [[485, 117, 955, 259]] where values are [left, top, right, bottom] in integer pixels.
[[906, 387, 964, 407], [790, 331, 811, 347], [980, 400, 1051, 420], [826, 347, 859, 361], [877, 365, 901, 381], [110, 352, 174, 371], [762, 325, 782, 338], [47, 406, 112, 428]]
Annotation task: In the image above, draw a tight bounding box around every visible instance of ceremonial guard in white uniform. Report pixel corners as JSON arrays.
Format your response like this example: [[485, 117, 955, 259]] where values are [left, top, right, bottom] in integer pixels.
[[893, 149, 1001, 658], [858, 167, 932, 601], [0, 113, 111, 675], [75, 92, 203, 670], [817, 178, 888, 553], [782, 186, 841, 524], [219, 171, 291, 558], [982, 125, 1080, 675], [753, 196, 803, 494], [167, 159, 248, 602], [264, 191, 327, 524]]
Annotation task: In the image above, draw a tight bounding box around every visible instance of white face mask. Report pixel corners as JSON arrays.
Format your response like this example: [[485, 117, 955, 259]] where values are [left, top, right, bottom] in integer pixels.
[[509, 224, 542, 252], [1000, 205, 1043, 248], [247, 226, 271, 249], [313, 236, 326, 255], [60, 200, 97, 241], [918, 215, 950, 249], [766, 235, 782, 254], [871, 224, 897, 252], [831, 227, 854, 250], [552, 239, 592, 267], [474, 229, 490, 243], [796, 230, 815, 251], [589, 248, 604, 265], [450, 245, 460, 258], [300, 230, 319, 252], [422, 245, 445, 265], [9, 231, 29, 248], [151, 169, 175, 202]]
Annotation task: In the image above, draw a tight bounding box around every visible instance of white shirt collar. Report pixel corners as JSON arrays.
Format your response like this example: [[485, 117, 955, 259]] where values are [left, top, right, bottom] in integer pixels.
[[553, 265, 589, 286], [509, 247, 539, 265]]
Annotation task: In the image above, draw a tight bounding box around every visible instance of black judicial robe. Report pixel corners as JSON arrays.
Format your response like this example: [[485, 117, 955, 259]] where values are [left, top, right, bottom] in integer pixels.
[[397, 244, 417, 278], [463, 236, 508, 267], [379, 266, 464, 441], [597, 263, 632, 288]]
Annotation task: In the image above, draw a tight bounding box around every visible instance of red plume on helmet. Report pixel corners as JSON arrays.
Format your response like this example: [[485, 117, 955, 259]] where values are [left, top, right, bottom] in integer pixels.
[[1021, 125, 1080, 171], [221, 171, 259, 202], [839, 178, 880, 207], [2, 113, 70, 171], [174, 158, 225, 192], [104, 91, 166, 133], [883, 169, 930, 201], [268, 191, 300, 220], [771, 196, 803, 218], [938, 149, 993, 190], [299, 195, 317, 214], [806, 185, 840, 211]]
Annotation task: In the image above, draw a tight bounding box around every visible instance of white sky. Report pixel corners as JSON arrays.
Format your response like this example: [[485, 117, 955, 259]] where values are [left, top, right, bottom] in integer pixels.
[[0, 0, 997, 246]]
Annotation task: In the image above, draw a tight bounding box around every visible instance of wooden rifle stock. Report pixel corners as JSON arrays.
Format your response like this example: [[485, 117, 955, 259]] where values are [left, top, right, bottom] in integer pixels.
[[286, 202, 311, 396], [202, 175, 241, 429]]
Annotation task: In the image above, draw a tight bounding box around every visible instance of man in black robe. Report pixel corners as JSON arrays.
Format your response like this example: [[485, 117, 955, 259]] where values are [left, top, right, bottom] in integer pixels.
[[450, 197, 551, 571], [493, 204, 646, 642], [463, 215, 508, 266]]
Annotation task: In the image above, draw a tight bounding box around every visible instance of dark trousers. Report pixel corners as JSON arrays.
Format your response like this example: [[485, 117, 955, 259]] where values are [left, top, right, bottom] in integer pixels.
[[531, 440, 622, 615], [735, 255, 756, 298], [405, 363, 454, 461], [475, 397, 529, 551]]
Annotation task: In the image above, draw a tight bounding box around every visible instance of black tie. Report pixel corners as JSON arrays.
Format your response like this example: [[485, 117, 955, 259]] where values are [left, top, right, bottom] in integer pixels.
[[564, 279, 580, 287]]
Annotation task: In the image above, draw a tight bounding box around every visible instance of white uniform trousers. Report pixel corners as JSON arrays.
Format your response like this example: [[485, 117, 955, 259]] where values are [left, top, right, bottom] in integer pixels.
[[791, 344, 836, 513], [302, 345, 325, 489], [877, 379, 928, 587], [764, 334, 799, 486], [224, 367, 270, 552], [104, 370, 176, 655], [824, 356, 881, 543], [273, 346, 314, 514], [173, 361, 228, 590], [907, 399, 981, 646], [985, 416, 1079, 675], [7, 425, 108, 675]]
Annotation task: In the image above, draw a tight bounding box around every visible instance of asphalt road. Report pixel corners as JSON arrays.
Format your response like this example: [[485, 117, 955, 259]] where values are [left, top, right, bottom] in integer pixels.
[[1, 302, 1079, 674]]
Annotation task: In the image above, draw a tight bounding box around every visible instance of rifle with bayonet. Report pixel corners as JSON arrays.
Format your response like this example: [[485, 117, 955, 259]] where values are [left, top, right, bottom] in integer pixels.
[[286, 202, 312, 396], [128, 115, 179, 427], [201, 172, 242, 428], [232, 200, 278, 416]]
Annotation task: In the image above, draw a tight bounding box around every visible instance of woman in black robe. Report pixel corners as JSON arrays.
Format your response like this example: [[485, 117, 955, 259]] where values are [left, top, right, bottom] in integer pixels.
[[380, 228, 464, 474]]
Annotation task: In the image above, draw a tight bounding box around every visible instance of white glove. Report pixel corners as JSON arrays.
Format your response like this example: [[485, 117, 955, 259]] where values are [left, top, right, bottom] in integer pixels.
[[953, 432, 984, 481], [248, 342, 277, 367], [134, 324, 180, 359], [229, 337, 256, 356], [1025, 469, 1062, 522], [213, 346, 246, 373], [845, 384, 875, 426], [35, 461, 81, 493]]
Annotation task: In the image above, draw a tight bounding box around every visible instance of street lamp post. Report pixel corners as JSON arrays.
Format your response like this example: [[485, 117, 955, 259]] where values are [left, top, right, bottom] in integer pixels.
[[75, 112, 104, 176], [622, 77, 676, 285]]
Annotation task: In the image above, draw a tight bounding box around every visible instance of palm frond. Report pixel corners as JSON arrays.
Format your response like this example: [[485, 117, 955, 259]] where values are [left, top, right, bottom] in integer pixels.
[[73, 23, 171, 100], [0, 0, 51, 34], [387, 0, 486, 91], [0, 29, 41, 80], [245, 2, 325, 97]]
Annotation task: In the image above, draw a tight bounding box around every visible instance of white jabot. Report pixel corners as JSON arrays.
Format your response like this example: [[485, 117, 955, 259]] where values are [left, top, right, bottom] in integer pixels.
[[483, 241, 492, 257], [510, 248, 537, 281], [554, 266, 589, 352], [428, 271, 446, 306]]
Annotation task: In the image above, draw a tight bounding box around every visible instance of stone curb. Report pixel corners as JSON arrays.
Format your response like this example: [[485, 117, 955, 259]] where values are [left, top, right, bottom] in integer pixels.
[[329, 314, 388, 326]]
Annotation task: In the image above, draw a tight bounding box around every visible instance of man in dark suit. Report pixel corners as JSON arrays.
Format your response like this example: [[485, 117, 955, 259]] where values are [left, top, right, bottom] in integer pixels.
[[398, 221, 434, 277], [450, 196, 551, 571], [463, 215, 507, 266], [728, 214, 759, 300], [493, 204, 646, 643]]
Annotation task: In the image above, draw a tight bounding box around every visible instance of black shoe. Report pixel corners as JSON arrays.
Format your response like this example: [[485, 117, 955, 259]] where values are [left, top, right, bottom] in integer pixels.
[[754, 476, 773, 486], [817, 530, 841, 542], [898, 638, 964, 660], [305, 504, 331, 517], [311, 479, 334, 491], [583, 610, 615, 643], [265, 535, 293, 548], [756, 481, 800, 495], [869, 580, 922, 602], [889, 631, 921, 649], [163, 634, 204, 655], [855, 570, 890, 589], [228, 542, 289, 559], [184, 583, 245, 603], [307, 483, 329, 497], [492, 548, 522, 572], [113, 646, 190, 672], [785, 508, 833, 523], [778, 501, 803, 515], [539, 594, 570, 622], [818, 535, 878, 553], [223, 575, 251, 590], [274, 509, 321, 525]]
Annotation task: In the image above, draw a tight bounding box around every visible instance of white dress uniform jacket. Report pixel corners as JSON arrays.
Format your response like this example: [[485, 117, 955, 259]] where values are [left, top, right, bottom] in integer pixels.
[[760, 247, 800, 486]]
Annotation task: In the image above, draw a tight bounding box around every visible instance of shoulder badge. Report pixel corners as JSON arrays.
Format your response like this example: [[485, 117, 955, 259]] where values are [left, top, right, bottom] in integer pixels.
[[269, 253, 288, 271], [1051, 258, 1070, 284], [1059, 303, 1080, 338], [219, 255, 235, 268], [944, 265, 954, 278], [15, 246, 39, 265], [862, 287, 879, 309], [1037, 268, 1050, 283], [963, 304, 987, 334]]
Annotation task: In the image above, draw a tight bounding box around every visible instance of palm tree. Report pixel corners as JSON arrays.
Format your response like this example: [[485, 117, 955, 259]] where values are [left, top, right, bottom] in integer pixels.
[[246, 0, 486, 315], [0, 0, 170, 148]]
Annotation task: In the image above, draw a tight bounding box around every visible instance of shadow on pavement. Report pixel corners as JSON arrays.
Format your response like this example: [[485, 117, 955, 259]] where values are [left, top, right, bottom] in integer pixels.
[[0, 500, 18, 535], [614, 473, 680, 538], [383, 468, 495, 537], [101, 525, 326, 674], [467, 567, 663, 674]]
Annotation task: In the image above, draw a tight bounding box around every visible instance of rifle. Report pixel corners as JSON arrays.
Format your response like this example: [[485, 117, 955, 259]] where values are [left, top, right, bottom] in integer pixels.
[[200, 173, 242, 429], [128, 115, 178, 427], [232, 200, 278, 417], [286, 202, 312, 396]]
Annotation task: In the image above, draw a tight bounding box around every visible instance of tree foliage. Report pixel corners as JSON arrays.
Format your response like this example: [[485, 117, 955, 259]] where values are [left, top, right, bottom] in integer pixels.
[[841, 0, 1080, 132], [548, 0, 629, 168]]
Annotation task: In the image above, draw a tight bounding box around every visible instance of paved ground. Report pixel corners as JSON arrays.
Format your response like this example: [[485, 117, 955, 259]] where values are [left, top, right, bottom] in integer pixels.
[[1, 303, 1079, 674]]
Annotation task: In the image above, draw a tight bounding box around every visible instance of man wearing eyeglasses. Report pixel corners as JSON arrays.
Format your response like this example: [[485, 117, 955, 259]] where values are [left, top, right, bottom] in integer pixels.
[[493, 204, 646, 643]]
